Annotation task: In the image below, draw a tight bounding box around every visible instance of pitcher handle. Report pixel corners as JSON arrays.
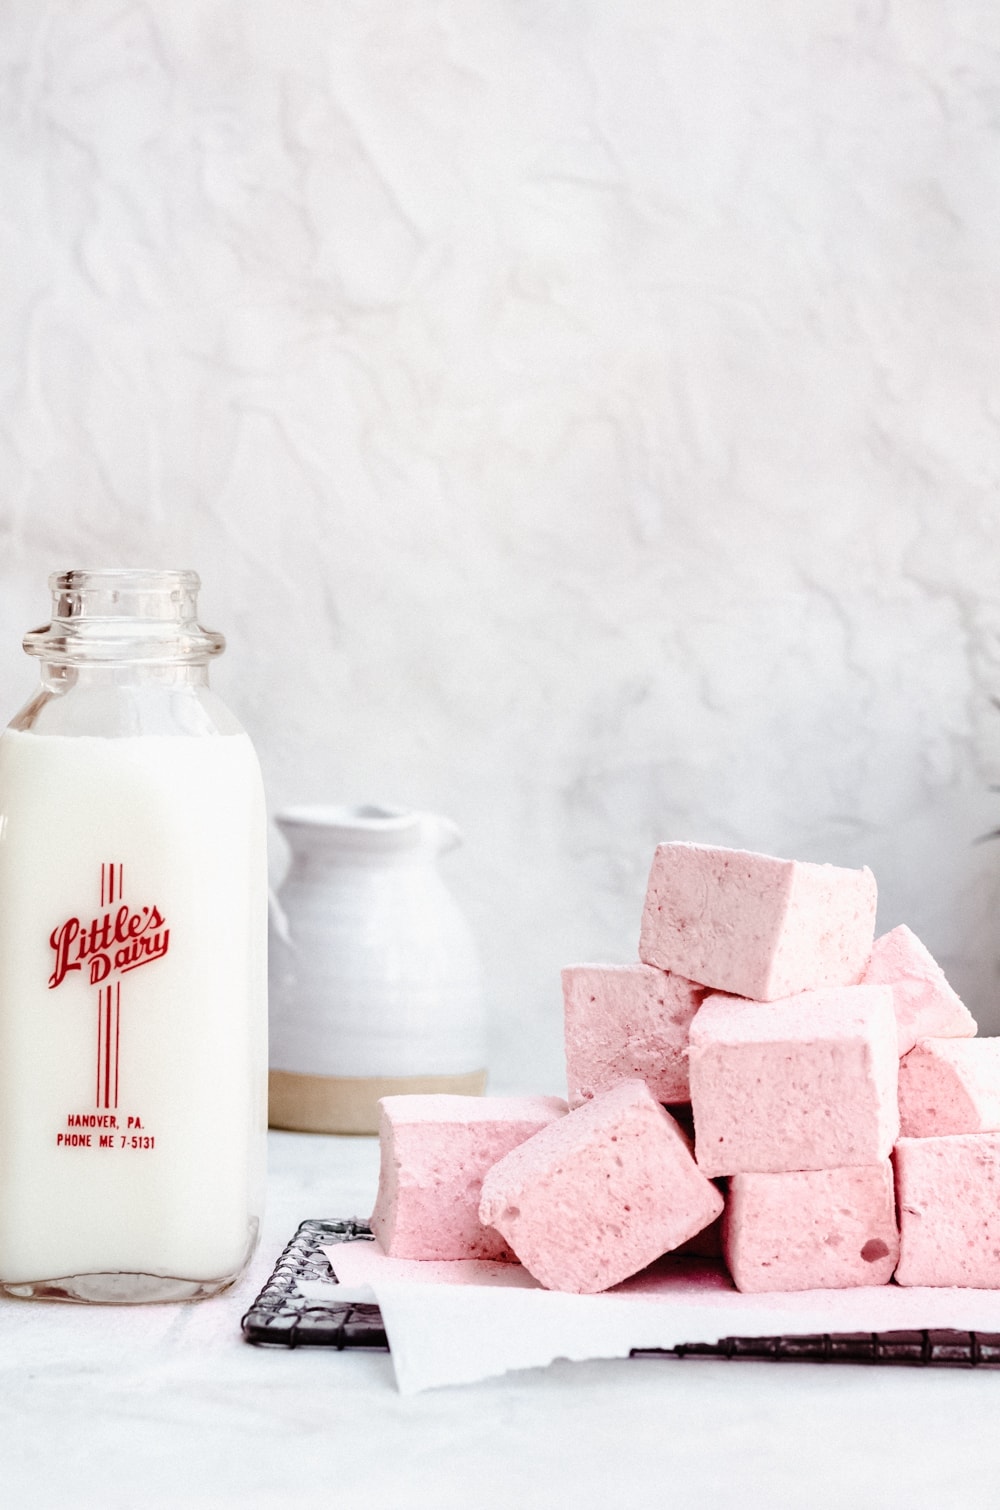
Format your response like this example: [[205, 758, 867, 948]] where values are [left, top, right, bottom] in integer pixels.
[[268, 885, 293, 948]]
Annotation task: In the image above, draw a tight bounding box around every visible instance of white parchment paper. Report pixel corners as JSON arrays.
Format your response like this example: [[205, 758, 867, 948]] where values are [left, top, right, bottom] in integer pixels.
[[315, 1241, 1000, 1393]]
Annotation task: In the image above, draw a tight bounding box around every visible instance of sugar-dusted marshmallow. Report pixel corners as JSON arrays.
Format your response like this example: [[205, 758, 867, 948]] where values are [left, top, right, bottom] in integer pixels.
[[688, 985, 899, 1176], [724, 1163, 898, 1292], [639, 842, 877, 1002], [478, 1080, 723, 1293], [898, 1038, 1000, 1138], [895, 1132, 1000, 1287], [861, 925, 976, 1056], [370, 1094, 567, 1260], [562, 962, 704, 1108]]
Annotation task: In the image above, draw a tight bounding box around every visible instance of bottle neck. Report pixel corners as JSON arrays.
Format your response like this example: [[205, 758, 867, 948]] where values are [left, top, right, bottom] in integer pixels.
[[38, 661, 212, 691], [11, 570, 242, 738]]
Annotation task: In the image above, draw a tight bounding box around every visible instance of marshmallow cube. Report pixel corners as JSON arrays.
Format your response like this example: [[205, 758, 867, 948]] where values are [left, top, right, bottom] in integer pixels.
[[895, 1132, 1000, 1288], [899, 1039, 1000, 1138], [861, 925, 976, 1056], [370, 1094, 567, 1260], [639, 842, 877, 1002], [562, 963, 704, 1108], [689, 985, 899, 1176], [723, 1163, 899, 1292], [479, 1080, 723, 1294]]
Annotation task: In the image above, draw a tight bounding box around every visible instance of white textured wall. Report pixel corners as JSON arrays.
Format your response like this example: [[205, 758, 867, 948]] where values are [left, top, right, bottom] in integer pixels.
[[2, 1, 1000, 1091]]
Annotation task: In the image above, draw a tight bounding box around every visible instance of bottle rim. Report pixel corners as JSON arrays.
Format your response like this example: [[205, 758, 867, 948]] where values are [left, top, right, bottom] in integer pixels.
[[49, 568, 202, 596], [24, 568, 225, 664]]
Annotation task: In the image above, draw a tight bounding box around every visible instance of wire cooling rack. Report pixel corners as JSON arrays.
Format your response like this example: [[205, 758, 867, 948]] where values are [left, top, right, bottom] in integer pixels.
[[241, 1219, 388, 1349], [241, 1219, 1000, 1366]]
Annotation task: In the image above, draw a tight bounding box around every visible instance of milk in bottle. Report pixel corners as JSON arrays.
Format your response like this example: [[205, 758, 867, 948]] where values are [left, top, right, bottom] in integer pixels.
[[0, 570, 267, 1302]]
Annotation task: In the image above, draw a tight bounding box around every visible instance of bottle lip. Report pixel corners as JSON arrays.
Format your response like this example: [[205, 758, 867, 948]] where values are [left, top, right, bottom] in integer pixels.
[[24, 567, 225, 664], [49, 568, 202, 597]]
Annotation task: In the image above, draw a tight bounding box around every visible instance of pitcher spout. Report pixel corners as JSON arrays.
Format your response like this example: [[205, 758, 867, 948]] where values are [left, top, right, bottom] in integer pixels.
[[418, 812, 462, 856]]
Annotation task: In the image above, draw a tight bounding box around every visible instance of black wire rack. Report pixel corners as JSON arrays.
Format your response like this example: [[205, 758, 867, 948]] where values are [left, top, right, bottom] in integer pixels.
[[241, 1219, 388, 1349], [241, 1219, 1000, 1366]]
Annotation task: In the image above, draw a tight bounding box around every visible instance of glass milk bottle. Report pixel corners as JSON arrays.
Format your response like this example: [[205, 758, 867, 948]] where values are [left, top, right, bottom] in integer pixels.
[[0, 570, 267, 1302]]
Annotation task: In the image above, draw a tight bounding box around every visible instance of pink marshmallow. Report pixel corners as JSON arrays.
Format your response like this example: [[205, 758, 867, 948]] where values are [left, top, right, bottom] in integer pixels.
[[370, 1094, 567, 1260], [723, 1163, 899, 1292], [861, 925, 976, 1056], [688, 985, 899, 1176], [562, 962, 704, 1108], [898, 1038, 1000, 1137], [638, 842, 877, 1001], [894, 1132, 1000, 1288], [478, 1079, 723, 1294]]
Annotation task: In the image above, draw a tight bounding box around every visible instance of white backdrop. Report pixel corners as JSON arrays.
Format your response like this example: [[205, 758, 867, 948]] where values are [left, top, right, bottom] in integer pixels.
[[2, 1, 1000, 1090]]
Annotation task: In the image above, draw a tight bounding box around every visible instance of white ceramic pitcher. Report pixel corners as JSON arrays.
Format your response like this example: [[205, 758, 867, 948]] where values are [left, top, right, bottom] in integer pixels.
[[268, 804, 487, 1133]]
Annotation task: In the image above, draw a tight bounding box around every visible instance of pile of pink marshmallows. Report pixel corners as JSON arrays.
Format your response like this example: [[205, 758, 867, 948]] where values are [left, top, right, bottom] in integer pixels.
[[370, 841, 1000, 1295]]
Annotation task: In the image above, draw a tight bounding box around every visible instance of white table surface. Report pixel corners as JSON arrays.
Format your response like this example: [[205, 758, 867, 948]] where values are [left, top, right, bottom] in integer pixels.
[[2, 1131, 998, 1510]]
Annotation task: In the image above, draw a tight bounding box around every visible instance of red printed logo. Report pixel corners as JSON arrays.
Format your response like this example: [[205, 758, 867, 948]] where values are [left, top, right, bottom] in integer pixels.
[[48, 864, 170, 1110]]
